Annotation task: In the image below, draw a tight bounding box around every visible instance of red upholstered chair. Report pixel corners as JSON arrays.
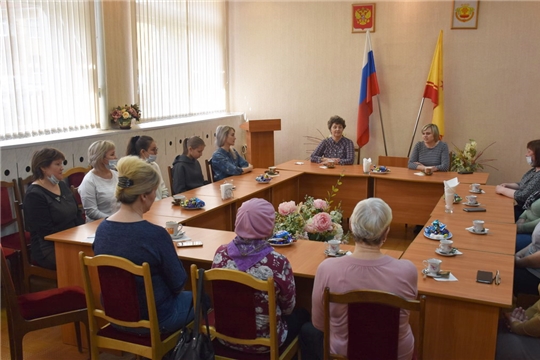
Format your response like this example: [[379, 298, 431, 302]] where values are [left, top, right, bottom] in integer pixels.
[[63, 166, 91, 218], [1, 246, 89, 360], [17, 175, 33, 201], [190, 264, 299, 360], [323, 287, 426, 360], [79, 252, 182, 360]]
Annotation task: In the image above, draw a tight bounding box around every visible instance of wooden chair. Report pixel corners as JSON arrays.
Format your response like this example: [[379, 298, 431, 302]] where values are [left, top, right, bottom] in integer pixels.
[[17, 175, 33, 201], [167, 165, 174, 194], [63, 166, 91, 208], [79, 252, 182, 360], [14, 201, 57, 293], [205, 159, 214, 183], [1, 246, 88, 360], [190, 264, 299, 360], [323, 287, 426, 360], [377, 156, 409, 168]]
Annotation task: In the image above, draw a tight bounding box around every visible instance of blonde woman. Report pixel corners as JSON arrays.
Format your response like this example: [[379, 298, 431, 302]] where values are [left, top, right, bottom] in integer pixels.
[[79, 140, 120, 222], [93, 156, 193, 333], [211, 125, 253, 181], [408, 124, 449, 172]]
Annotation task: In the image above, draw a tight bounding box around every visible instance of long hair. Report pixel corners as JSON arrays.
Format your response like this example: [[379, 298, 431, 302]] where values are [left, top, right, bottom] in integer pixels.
[[126, 135, 154, 157], [215, 125, 236, 158], [183, 136, 206, 156]]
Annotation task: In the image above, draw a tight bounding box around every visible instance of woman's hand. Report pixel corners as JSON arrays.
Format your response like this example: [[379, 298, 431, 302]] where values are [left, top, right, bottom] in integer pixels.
[[242, 164, 254, 174]]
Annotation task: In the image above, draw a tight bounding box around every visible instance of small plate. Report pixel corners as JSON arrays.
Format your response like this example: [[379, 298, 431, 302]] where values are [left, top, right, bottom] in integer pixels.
[[172, 201, 182, 206], [462, 202, 481, 207], [255, 178, 272, 184], [466, 227, 489, 235], [181, 205, 204, 210], [268, 240, 293, 247], [435, 248, 458, 257], [422, 269, 443, 278], [264, 171, 280, 177], [324, 249, 349, 257], [469, 189, 485, 194], [423, 231, 453, 240], [171, 233, 189, 241], [371, 170, 390, 175]]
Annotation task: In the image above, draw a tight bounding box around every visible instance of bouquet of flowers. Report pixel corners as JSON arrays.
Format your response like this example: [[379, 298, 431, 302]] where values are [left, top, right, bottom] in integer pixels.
[[451, 139, 496, 172], [273, 175, 345, 242], [110, 104, 141, 126]]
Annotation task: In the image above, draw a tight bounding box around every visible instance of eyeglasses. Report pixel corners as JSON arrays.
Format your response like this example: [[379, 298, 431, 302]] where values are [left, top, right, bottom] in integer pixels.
[[493, 270, 501, 285]]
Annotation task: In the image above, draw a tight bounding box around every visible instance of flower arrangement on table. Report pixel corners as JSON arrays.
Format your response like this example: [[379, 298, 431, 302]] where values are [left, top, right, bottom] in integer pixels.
[[451, 139, 497, 173], [273, 175, 346, 242], [110, 104, 141, 128]]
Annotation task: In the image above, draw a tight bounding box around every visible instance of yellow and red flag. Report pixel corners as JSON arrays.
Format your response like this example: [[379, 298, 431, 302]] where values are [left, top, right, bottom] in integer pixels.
[[423, 30, 444, 138]]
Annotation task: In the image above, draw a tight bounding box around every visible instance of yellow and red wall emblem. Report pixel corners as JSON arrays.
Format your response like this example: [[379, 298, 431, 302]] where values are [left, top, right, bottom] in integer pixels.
[[455, 4, 475, 22], [352, 4, 375, 33]]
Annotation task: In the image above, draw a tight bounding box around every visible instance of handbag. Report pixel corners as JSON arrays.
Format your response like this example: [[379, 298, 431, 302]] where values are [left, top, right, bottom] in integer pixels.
[[167, 268, 215, 360]]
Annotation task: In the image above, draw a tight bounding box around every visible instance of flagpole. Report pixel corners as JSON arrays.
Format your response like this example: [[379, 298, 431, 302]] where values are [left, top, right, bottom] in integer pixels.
[[376, 96, 387, 156], [408, 98, 426, 157]]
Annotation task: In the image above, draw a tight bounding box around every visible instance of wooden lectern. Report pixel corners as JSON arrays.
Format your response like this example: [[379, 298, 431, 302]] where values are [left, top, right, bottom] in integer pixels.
[[239, 119, 281, 168]]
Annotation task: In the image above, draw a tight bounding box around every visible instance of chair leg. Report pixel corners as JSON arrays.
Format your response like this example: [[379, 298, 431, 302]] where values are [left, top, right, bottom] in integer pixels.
[[74, 321, 83, 353], [10, 331, 24, 360]]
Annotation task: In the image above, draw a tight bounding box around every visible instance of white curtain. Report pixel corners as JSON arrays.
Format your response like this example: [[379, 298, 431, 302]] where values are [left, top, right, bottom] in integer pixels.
[[0, 0, 99, 140], [136, 0, 228, 121]]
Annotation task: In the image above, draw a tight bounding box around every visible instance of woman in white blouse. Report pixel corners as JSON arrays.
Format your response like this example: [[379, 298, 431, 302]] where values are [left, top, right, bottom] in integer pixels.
[[79, 140, 120, 222]]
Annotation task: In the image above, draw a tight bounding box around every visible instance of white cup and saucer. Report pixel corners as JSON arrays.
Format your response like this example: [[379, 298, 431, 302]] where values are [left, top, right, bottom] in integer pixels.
[[172, 194, 186, 205], [464, 195, 480, 207], [422, 258, 442, 276], [469, 183, 483, 194], [467, 220, 488, 235], [166, 221, 185, 239]]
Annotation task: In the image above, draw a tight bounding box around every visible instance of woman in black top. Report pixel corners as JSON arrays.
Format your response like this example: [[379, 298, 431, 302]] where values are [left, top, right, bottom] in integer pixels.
[[23, 148, 84, 269]]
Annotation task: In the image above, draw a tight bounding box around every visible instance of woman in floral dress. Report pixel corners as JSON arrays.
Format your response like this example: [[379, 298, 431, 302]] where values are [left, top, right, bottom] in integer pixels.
[[212, 198, 309, 354]]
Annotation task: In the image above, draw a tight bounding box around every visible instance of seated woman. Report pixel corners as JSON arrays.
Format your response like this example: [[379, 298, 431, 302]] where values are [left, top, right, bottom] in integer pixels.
[[126, 135, 169, 200], [310, 115, 355, 165], [211, 125, 253, 181], [516, 191, 540, 252], [23, 148, 84, 270], [79, 140, 120, 222], [171, 136, 207, 194], [497, 139, 540, 220], [408, 123, 449, 172], [514, 222, 540, 296], [93, 156, 193, 333], [212, 198, 309, 354], [300, 198, 418, 360], [496, 284, 540, 359]]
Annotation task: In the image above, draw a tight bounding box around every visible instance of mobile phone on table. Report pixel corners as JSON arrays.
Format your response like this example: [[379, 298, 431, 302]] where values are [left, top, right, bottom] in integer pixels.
[[463, 208, 486, 212], [176, 241, 203, 248], [476, 270, 493, 284]]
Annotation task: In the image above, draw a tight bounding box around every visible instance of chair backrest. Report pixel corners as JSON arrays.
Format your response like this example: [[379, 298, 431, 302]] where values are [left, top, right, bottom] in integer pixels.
[[1, 180, 20, 227], [167, 166, 174, 194], [79, 252, 163, 350], [17, 175, 33, 202], [204, 159, 214, 183], [1, 245, 24, 321], [323, 288, 425, 360], [377, 156, 409, 168], [70, 185, 85, 221], [63, 166, 91, 188], [190, 264, 280, 358]]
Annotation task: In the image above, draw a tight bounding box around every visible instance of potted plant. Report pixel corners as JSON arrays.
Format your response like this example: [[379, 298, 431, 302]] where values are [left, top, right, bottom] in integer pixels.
[[110, 104, 141, 129]]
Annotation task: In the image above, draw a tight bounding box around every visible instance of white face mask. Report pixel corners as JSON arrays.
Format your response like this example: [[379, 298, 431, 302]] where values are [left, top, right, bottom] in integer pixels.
[[46, 174, 61, 186], [526, 156, 534, 166], [147, 155, 157, 163], [108, 159, 118, 170]]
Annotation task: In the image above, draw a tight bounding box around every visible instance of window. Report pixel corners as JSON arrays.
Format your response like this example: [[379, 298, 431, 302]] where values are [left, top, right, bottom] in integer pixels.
[[136, 0, 228, 121], [1, 0, 99, 140]]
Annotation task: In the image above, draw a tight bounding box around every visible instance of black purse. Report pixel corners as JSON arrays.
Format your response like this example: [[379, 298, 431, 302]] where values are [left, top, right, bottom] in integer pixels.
[[167, 268, 215, 360]]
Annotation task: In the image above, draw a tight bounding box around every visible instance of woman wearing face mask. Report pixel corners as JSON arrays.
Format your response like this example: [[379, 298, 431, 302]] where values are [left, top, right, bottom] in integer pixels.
[[497, 140, 540, 220], [126, 135, 169, 200], [78, 140, 120, 222], [23, 148, 84, 270], [171, 136, 207, 194], [310, 116, 355, 165], [211, 125, 253, 181], [407, 123, 449, 172]]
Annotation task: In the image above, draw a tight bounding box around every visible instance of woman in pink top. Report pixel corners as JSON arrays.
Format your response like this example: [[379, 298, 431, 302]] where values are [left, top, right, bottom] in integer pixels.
[[300, 198, 418, 360]]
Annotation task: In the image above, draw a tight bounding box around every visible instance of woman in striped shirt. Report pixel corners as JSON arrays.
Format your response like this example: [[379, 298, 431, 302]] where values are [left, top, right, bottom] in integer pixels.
[[408, 124, 449, 172]]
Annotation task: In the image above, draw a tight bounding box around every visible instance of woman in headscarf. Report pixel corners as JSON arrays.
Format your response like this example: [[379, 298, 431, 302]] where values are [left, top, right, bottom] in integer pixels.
[[211, 198, 309, 354]]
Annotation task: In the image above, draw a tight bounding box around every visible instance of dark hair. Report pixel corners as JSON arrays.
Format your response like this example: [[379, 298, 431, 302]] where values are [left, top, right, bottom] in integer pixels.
[[31, 148, 66, 181], [327, 115, 346, 131], [527, 139, 540, 167], [183, 136, 206, 156], [126, 135, 154, 157]]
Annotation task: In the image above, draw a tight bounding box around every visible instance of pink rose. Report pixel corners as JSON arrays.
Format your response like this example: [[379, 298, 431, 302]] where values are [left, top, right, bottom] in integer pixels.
[[313, 199, 328, 210], [278, 201, 297, 216], [305, 212, 333, 233], [111, 109, 123, 120]]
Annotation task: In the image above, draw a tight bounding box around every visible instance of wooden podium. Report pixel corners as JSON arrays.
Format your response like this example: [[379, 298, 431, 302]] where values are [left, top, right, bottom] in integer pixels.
[[239, 119, 281, 168]]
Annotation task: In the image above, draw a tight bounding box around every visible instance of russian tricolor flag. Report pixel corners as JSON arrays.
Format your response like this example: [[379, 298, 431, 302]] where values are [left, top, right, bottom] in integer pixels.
[[357, 30, 380, 148]]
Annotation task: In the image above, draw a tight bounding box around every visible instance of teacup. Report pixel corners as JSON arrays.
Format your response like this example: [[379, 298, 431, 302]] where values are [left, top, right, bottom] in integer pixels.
[[470, 183, 481, 192], [466, 195, 478, 205], [438, 239, 454, 254], [424, 166, 433, 175], [327, 239, 341, 255], [173, 194, 186, 204], [326, 160, 335, 169], [473, 220, 485, 233], [423, 258, 442, 275], [268, 166, 278, 175], [166, 221, 184, 236]]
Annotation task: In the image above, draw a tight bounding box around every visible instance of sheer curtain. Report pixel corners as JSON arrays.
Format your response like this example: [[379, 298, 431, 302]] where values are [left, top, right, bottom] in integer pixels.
[[136, 0, 228, 121], [0, 0, 99, 140]]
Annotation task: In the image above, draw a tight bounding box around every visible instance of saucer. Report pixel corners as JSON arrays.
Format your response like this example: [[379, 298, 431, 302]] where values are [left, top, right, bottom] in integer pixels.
[[324, 249, 350, 257], [371, 170, 390, 174], [462, 202, 481, 207], [421, 269, 442, 278], [268, 239, 293, 247], [469, 189, 485, 194], [435, 248, 458, 257], [170, 232, 187, 240], [424, 231, 453, 240], [466, 227, 489, 235]]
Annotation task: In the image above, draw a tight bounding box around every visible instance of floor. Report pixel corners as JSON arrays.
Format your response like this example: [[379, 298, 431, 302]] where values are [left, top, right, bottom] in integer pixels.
[[0, 223, 415, 359]]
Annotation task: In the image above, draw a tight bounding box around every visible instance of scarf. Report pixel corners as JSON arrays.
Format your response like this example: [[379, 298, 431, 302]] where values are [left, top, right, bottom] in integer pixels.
[[226, 236, 273, 272]]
